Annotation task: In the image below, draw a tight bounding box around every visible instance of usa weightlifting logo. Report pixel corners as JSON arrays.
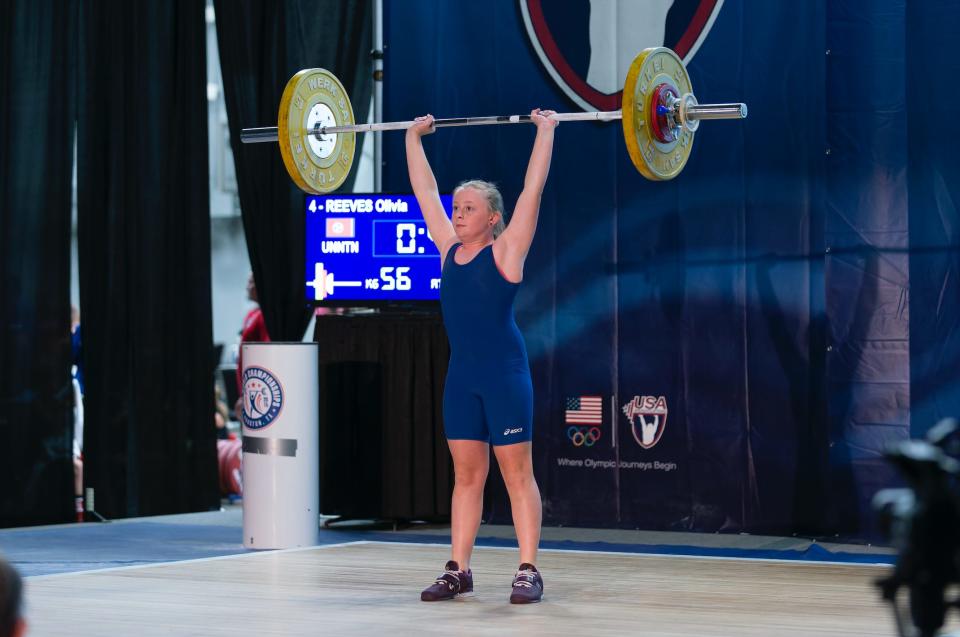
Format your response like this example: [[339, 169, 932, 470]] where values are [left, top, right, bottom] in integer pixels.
[[520, 0, 724, 111], [242, 366, 284, 430], [622, 395, 668, 449]]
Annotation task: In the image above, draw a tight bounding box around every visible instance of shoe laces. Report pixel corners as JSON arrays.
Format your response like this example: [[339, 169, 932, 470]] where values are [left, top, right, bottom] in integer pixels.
[[512, 568, 537, 588], [435, 569, 462, 590]]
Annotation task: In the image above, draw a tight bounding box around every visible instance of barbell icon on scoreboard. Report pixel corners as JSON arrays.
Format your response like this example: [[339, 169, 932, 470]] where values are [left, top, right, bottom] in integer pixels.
[[306, 262, 362, 301]]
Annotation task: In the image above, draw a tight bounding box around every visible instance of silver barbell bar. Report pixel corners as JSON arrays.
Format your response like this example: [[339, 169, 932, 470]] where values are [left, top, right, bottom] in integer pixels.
[[240, 100, 747, 144]]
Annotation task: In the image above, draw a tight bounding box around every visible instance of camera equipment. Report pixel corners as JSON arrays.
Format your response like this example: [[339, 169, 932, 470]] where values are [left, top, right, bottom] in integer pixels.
[[874, 418, 960, 637]]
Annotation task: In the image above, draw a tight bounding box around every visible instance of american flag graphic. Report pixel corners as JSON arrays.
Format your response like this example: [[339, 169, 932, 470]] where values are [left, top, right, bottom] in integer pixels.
[[565, 396, 603, 424]]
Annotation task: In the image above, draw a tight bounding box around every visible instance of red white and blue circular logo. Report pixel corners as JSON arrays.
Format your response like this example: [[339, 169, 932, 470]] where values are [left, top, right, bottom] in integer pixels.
[[242, 366, 284, 430], [519, 0, 725, 111]]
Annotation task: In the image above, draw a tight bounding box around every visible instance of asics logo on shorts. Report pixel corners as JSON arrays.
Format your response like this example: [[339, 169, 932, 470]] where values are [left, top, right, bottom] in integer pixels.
[[567, 426, 601, 447], [504, 427, 523, 436]]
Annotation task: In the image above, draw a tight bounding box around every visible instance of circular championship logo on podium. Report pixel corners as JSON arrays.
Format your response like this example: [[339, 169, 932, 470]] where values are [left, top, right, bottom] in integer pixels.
[[241, 366, 284, 430]]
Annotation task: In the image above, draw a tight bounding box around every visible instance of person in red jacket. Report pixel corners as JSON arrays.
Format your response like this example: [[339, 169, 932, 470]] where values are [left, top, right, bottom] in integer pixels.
[[0, 558, 25, 637], [235, 272, 270, 420]]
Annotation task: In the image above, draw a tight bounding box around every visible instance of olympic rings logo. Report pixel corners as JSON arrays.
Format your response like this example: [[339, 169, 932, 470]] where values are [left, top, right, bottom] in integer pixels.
[[567, 426, 601, 447]]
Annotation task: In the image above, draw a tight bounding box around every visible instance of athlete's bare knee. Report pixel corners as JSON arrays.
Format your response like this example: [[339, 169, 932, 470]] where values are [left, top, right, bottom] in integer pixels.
[[501, 468, 536, 494], [454, 467, 488, 491]]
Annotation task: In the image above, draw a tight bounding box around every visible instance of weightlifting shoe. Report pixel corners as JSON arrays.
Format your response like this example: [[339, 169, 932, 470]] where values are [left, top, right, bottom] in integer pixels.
[[420, 560, 474, 601], [509, 562, 544, 604]]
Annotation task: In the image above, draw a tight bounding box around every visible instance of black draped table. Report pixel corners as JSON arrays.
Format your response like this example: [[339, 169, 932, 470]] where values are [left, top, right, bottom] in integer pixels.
[[313, 313, 453, 521]]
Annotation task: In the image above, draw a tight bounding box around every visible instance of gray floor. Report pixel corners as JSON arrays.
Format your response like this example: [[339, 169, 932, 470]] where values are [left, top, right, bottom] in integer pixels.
[[0, 504, 895, 578], [23, 541, 906, 637]]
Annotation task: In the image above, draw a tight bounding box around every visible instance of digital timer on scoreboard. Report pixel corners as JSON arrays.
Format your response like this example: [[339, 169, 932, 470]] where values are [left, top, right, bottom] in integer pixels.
[[304, 193, 453, 304]]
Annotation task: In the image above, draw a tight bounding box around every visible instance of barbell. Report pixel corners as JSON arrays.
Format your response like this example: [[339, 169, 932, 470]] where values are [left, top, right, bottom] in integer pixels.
[[240, 47, 747, 193]]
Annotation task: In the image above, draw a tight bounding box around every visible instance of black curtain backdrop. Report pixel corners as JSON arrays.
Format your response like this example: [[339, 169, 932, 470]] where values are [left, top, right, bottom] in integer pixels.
[[0, 0, 77, 526], [215, 0, 372, 341], [77, 0, 218, 519]]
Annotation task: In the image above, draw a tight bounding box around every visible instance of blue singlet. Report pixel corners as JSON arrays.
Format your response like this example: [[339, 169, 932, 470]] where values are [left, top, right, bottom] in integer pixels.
[[439, 243, 533, 445]]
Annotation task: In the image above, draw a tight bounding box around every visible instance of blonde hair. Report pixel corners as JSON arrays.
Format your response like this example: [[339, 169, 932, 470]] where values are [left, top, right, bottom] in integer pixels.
[[454, 180, 506, 238]]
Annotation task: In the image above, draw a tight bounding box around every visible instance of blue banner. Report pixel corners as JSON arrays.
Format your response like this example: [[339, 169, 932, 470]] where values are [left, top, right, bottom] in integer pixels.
[[381, 0, 960, 540]]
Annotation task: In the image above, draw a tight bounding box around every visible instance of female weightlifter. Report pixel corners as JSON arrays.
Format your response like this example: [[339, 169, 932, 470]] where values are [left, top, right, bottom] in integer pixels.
[[406, 109, 556, 604]]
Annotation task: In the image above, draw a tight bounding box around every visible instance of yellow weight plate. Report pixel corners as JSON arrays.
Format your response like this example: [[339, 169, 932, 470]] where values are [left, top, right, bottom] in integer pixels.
[[278, 68, 356, 194], [621, 47, 695, 181]]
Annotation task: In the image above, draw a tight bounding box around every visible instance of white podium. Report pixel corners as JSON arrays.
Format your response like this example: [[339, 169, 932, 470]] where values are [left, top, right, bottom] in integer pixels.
[[240, 342, 319, 549]]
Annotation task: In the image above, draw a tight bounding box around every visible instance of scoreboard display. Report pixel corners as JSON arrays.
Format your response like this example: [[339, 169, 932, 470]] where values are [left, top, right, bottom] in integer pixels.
[[304, 193, 452, 304]]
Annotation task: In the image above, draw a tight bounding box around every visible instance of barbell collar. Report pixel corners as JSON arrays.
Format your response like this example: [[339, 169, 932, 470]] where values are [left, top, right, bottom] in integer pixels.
[[241, 127, 280, 143], [684, 103, 748, 121]]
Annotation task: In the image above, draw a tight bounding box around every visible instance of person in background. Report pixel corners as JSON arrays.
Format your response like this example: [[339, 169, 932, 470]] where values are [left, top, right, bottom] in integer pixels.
[[214, 385, 230, 440], [215, 384, 242, 499], [235, 272, 270, 421], [70, 306, 84, 522], [70, 305, 84, 394], [0, 558, 25, 637]]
